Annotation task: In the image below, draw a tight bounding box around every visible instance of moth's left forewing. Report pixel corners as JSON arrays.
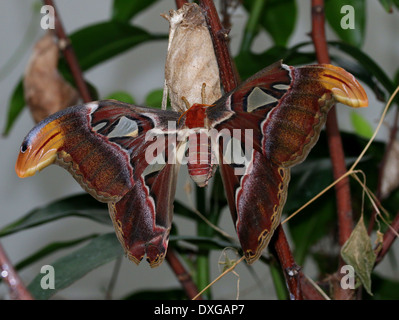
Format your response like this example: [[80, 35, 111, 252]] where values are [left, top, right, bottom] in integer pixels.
[[16, 99, 182, 267], [93, 102, 183, 266]]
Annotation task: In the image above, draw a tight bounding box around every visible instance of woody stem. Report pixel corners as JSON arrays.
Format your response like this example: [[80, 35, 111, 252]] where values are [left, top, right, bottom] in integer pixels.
[[42, 0, 92, 102], [311, 0, 355, 300]]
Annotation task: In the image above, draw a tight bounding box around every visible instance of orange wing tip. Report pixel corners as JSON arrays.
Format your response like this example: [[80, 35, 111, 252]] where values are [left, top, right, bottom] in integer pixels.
[[15, 120, 65, 178], [15, 149, 57, 178], [318, 64, 368, 108]]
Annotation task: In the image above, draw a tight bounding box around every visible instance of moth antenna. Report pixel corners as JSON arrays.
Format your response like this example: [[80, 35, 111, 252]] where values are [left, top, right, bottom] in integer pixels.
[[201, 82, 207, 104], [178, 96, 191, 125], [181, 96, 191, 110]]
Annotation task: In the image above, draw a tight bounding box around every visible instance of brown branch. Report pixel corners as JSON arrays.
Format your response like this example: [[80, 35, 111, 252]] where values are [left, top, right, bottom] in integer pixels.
[[368, 107, 399, 234], [199, 0, 238, 92], [299, 274, 329, 300], [270, 226, 303, 300], [165, 249, 202, 300], [311, 0, 354, 246], [0, 242, 33, 300], [199, 0, 327, 300], [220, 0, 239, 33], [271, 226, 328, 300], [43, 0, 92, 102], [220, 0, 232, 31], [369, 111, 399, 264], [272, 229, 327, 299], [375, 211, 399, 265], [311, 0, 355, 300]]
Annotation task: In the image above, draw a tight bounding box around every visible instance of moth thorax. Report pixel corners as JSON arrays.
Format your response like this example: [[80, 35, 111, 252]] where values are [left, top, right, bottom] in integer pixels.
[[186, 131, 216, 187]]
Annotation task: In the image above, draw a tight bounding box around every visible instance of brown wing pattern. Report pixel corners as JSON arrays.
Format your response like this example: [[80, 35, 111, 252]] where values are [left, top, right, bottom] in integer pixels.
[[210, 61, 367, 263]]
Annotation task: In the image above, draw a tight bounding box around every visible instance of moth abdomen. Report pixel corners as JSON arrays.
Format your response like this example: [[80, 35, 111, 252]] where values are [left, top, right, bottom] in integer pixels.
[[186, 131, 216, 187]]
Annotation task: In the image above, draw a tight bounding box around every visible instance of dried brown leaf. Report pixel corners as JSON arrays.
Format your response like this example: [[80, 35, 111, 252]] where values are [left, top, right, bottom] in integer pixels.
[[341, 215, 376, 295], [24, 31, 79, 123]]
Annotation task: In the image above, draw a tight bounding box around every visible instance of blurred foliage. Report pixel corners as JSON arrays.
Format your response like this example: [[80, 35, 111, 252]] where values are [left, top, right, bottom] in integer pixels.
[[2, 0, 399, 300]]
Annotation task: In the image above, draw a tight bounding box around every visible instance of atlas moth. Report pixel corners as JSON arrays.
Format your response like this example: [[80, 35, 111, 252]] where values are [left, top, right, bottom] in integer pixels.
[[16, 3, 368, 267]]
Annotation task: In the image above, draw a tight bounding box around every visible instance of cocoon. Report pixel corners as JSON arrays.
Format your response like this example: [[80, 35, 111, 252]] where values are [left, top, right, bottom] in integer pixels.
[[162, 3, 221, 112]]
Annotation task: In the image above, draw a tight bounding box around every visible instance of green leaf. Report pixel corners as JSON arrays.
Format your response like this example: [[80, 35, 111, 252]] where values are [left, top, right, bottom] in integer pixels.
[[209, 171, 227, 227], [2, 80, 25, 136], [288, 194, 336, 265], [173, 200, 201, 222], [14, 235, 97, 271], [112, 0, 159, 23], [105, 91, 136, 104], [394, 67, 399, 85], [350, 111, 374, 139], [264, 40, 393, 104], [269, 258, 289, 300], [366, 273, 399, 299], [378, 0, 394, 12], [341, 215, 376, 296], [328, 41, 396, 97], [331, 54, 386, 102], [242, 0, 297, 48], [27, 233, 123, 300], [325, 0, 366, 47], [240, 0, 266, 52], [235, 46, 315, 81], [261, 0, 297, 46], [145, 88, 164, 109], [170, 235, 238, 251], [0, 193, 110, 238], [65, 21, 167, 72], [286, 154, 338, 214]]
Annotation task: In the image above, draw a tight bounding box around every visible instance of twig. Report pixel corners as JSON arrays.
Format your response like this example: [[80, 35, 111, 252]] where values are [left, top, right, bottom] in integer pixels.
[[375, 212, 399, 265], [165, 249, 202, 300], [311, 0, 355, 300], [105, 256, 122, 300], [220, 0, 240, 35], [300, 274, 331, 300], [220, 0, 233, 31], [42, 0, 92, 102], [368, 106, 399, 233], [0, 241, 33, 300], [311, 0, 354, 246], [192, 256, 245, 300], [199, 0, 238, 92], [270, 226, 303, 300]]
